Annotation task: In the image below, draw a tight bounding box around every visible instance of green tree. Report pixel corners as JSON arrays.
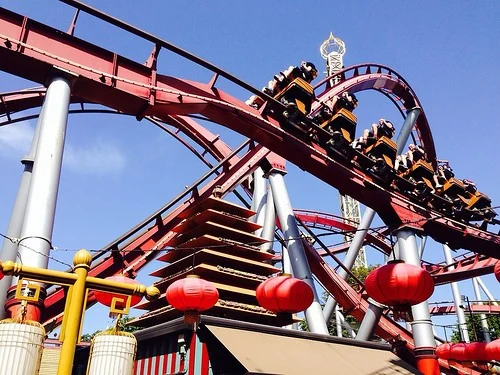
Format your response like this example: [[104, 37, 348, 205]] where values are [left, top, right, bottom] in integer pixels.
[[451, 314, 500, 342], [81, 316, 140, 342]]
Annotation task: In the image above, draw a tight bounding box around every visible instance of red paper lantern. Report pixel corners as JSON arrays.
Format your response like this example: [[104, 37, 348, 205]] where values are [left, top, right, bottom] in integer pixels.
[[364, 261, 434, 309], [449, 343, 468, 361], [256, 274, 313, 314], [94, 275, 143, 308], [465, 342, 489, 362], [166, 275, 219, 323], [436, 343, 453, 360], [486, 339, 500, 361], [494, 260, 500, 283]]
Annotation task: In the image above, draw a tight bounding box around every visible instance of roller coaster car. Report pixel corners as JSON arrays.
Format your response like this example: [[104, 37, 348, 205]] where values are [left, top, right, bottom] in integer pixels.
[[275, 78, 315, 122], [439, 178, 470, 205], [364, 136, 397, 169], [402, 160, 435, 192], [392, 159, 434, 202], [353, 136, 397, 182], [437, 179, 494, 223], [318, 108, 357, 148], [464, 191, 498, 223]]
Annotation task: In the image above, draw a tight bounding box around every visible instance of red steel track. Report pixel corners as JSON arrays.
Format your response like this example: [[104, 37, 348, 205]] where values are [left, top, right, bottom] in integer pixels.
[[0, 4, 496, 373]]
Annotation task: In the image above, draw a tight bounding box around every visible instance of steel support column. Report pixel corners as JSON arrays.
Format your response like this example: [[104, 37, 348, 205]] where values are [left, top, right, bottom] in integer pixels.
[[397, 229, 439, 375], [323, 208, 376, 321], [323, 107, 421, 322], [395, 107, 422, 154], [10, 75, 71, 319], [472, 277, 491, 342], [269, 172, 328, 334], [442, 244, 469, 342], [0, 110, 43, 319], [251, 167, 267, 237], [477, 277, 499, 306], [259, 186, 276, 253], [355, 298, 384, 341]]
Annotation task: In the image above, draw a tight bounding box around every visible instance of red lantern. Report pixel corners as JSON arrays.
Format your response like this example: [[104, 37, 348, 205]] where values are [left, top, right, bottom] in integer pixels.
[[449, 343, 468, 361], [94, 275, 143, 308], [364, 261, 434, 309], [256, 274, 313, 314], [494, 260, 500, 283], [436, 343, 453, 360], [465, 342, 489, 362], [166, 275, 219, 324], [486, 339, 500, 361]]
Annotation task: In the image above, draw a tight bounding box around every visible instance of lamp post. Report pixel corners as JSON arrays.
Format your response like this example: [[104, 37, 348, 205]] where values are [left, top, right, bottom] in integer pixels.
[[0, 249, 160, 375]]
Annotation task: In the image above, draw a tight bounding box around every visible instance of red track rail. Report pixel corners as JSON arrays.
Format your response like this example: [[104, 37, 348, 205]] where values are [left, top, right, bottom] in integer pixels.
[[1, 7, 499, 257], [0, 6, 492, 373]]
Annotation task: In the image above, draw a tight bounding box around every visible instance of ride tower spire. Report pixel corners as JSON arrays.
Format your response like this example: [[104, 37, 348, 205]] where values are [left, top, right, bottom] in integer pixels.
[[320, 33, 367, 268]]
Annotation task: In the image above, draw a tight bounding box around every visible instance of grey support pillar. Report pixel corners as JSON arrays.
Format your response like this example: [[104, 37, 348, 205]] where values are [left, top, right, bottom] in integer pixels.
[[323, 207, 376, 321], [17, 75, 71, 270], [259, 187, 276, 252], [0, 111, 43, 319], [335, 306, 343, 337], [282, 245, 292, 275], [324, 107, 421, 323], [337, 310, 356, 338], [477, 277, 499, 306], [251, 167, 267, 237], [268, 172, 329, 334], [395, 107, 422, 154], [418, 235, 427, 259], [396, 229, 439, 374], [442, 244, 469, 342], [355, 298, 384, 341], [472, 277, 491, 342]]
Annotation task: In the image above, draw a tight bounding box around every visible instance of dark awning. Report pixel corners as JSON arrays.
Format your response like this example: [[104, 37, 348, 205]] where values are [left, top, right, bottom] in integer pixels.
[[205, 324, 420, 375]]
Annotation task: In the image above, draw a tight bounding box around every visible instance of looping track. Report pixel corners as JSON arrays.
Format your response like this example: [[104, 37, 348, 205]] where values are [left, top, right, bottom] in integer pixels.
[[0, 4, 497, 373]]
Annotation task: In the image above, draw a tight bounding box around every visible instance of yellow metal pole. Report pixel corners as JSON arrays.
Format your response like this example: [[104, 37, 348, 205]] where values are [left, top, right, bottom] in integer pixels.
[[56, 249, 92, 375]]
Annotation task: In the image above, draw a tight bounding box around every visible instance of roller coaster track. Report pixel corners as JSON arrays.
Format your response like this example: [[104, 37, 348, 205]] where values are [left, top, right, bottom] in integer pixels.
[[1, 6, 499, 256], [0, 3, 495, 373]]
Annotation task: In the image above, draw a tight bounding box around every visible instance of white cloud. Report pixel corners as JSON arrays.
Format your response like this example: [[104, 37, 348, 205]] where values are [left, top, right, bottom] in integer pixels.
[[0, 122, 126, 175], [0, 122, 34, 158], [64, 140, 126, 175]]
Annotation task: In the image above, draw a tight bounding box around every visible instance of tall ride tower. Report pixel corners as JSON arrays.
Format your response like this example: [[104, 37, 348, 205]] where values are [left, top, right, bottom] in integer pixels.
[[320, 33, 367, 268]]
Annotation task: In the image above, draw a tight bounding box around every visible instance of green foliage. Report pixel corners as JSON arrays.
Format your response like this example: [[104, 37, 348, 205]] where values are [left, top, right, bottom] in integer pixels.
[[451, 314, 500, 342], [80, 316, 140, 342]]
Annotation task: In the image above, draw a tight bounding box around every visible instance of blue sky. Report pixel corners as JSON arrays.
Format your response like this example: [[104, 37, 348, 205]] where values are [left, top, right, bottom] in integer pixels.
[[0, 1, 499, 337]]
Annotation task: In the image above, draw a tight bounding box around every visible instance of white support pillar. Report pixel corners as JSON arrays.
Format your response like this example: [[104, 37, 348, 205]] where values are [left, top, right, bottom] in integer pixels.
[[355, 299, 384, 341], [251, 167, 267, 237], [476, 277, 499, 306], [16, 76, 71, 270], [442, 244, 470, 342], [259, 186, 276, 253], [268, 172, 329, 334], [396, 229, 439, 374], [0, 110, 44, 319], [323, 208, 376, 321], [472, 277, 491, 342]]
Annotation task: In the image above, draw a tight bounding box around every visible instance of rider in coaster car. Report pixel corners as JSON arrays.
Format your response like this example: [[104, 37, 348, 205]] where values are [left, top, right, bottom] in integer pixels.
[[245, 61, 319, 109], [312, 92, 358, 124], [433, 160, 454, 189], [405, 143, 426, 168], [352, 118, 395, 151]]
